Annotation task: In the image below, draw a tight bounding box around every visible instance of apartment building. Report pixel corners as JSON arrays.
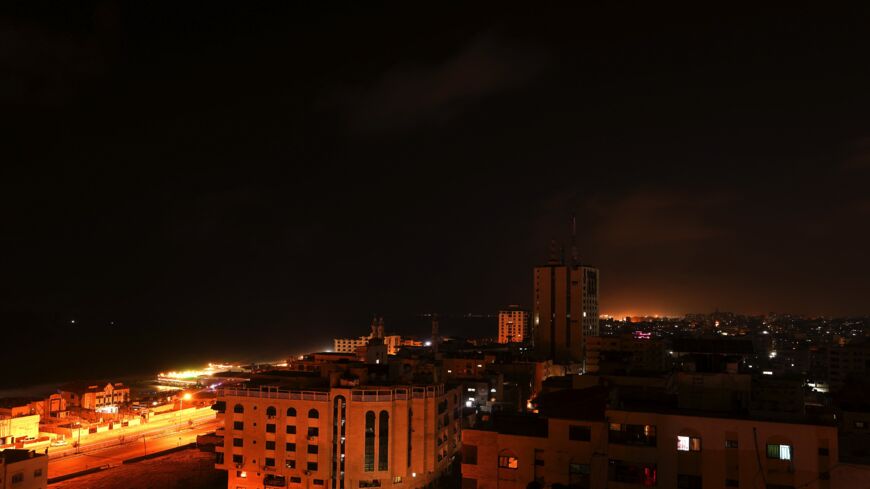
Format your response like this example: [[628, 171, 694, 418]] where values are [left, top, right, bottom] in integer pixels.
[[498, 307, 530, 344], [59, 382, 130, 411], [0, 449, 47, 489], [463, 401, 844, 489], [215, 382, 461, 489]]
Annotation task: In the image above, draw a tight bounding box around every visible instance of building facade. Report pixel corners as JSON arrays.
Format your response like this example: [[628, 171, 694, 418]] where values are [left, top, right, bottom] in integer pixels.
[[462, 409, 842, 489], [533, 261, 599, 363], [0, 449, 47, 489], [498, 307, 530, 344], [0, 415, 40, 447], [215, 384, 461, 489], [59, 382, 130, 411]]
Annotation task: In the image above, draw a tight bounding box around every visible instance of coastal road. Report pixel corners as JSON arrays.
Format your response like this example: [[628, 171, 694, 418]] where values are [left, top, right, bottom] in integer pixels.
[[48, 418, 222, 479]]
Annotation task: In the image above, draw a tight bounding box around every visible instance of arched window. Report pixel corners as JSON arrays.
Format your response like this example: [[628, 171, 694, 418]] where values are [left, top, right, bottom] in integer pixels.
[[364, 411, 375, 471], [287, 407, 297, 417], [378, 411, 389, 470], [407, 408, 412, 467], [233, 404, 244, 414], [309, 409, 319, 419], [266, 406, 277, 417]]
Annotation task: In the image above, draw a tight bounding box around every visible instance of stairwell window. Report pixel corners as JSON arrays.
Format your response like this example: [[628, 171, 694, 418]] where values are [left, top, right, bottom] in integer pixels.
[[498, 454, 519, 469]]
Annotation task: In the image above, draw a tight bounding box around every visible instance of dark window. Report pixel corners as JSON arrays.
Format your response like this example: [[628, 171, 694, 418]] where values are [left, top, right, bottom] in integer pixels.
[[725, 479, 739, 487], [364, 411, 376, 471], [309, 409, 319, 419], [462, 445, 478, 465], [232, 454, 244, 464], [287, 425, 296, 434], [677, 474, 702, 489], [11, 474, 23, 483], [461, 478, 478, 489], [569, 425, 591, 441], [378, 410, 389, 471], [307, 462, 318, 471], [569, 463, 591, 489], [266, 406, 277, 417], [820, 471, 831, 480], [233, 404, 244, 414], [266, 424, 276, 433], [287, 459, 296, 469], [308, 444, 319, 454], [34, 468, 43, 477], [308, 427, 319, 437], [233, 438, 243, 447], [266, 441, 276, 450], [534, 458, 545, 466], [287, 443, 296, 452], [291, 477, 302, 483], [233, 421, 244, 430], [818, 447, 829, 456], [608, 460, 657, 486], [608, 423, 657, 447], [407, 407, 413, 468], [287, 407, 297, 417], [314, 480, 325, 486], [266, 457, 276, 467]]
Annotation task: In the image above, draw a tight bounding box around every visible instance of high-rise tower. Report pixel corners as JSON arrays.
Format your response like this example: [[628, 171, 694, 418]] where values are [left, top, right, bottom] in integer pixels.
[[532, 217, 599, 363]]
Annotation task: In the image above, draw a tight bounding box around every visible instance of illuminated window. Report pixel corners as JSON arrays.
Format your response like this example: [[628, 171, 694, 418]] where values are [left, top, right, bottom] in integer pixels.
[[725, 439, 738, 449], [498, 455, 519, 469], [677, 436, 701, 451], [286, 459, 296, 469], [766, 444, 792, 461]]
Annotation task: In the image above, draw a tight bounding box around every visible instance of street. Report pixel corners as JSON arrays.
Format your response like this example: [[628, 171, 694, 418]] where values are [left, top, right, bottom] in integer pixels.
[[48, 418, 222, 479]]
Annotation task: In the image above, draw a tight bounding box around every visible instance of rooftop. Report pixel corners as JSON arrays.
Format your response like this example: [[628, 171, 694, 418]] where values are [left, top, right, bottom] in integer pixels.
[[0, 449, 44, 464]]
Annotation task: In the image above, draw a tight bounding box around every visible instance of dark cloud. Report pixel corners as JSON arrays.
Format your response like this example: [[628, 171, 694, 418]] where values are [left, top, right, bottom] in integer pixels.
[[342, 34, 552, 133]]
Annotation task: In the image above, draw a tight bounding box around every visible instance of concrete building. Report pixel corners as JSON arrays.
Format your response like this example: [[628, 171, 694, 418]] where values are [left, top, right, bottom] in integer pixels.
[[0, 449, 47, 489], [214, 332, 461, 489], [584, 335, 667, 374], [0, 416, 40, 447], [498, 306, 530, 344], [533, 255, 599, 363], [334, 318, 421, 356], [462, 389, 845, 489], [59, 382, 130, 412]]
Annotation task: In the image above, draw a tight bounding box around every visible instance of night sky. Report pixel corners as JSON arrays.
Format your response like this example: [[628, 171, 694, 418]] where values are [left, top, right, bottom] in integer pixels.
[[3, 3, 870, 386]]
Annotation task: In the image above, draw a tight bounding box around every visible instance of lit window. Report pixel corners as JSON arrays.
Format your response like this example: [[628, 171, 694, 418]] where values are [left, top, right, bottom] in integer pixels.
[[498, 455, 519, 469], [677, 436, 701, 452], [766, 444, 792, 460]]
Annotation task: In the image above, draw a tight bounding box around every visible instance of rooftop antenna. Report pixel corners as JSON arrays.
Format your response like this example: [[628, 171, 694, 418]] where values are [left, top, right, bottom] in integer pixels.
[[570, 213, 579, 267], [548, 239, 560, 265]]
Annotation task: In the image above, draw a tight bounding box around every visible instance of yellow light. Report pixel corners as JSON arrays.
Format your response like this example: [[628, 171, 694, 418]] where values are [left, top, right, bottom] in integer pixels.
[[183, 393, 192, 401]]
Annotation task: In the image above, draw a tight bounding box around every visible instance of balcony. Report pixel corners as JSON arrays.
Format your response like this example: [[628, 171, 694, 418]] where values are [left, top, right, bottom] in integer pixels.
[[264, 475, 287, 487], [218, 388, 329, 402]]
